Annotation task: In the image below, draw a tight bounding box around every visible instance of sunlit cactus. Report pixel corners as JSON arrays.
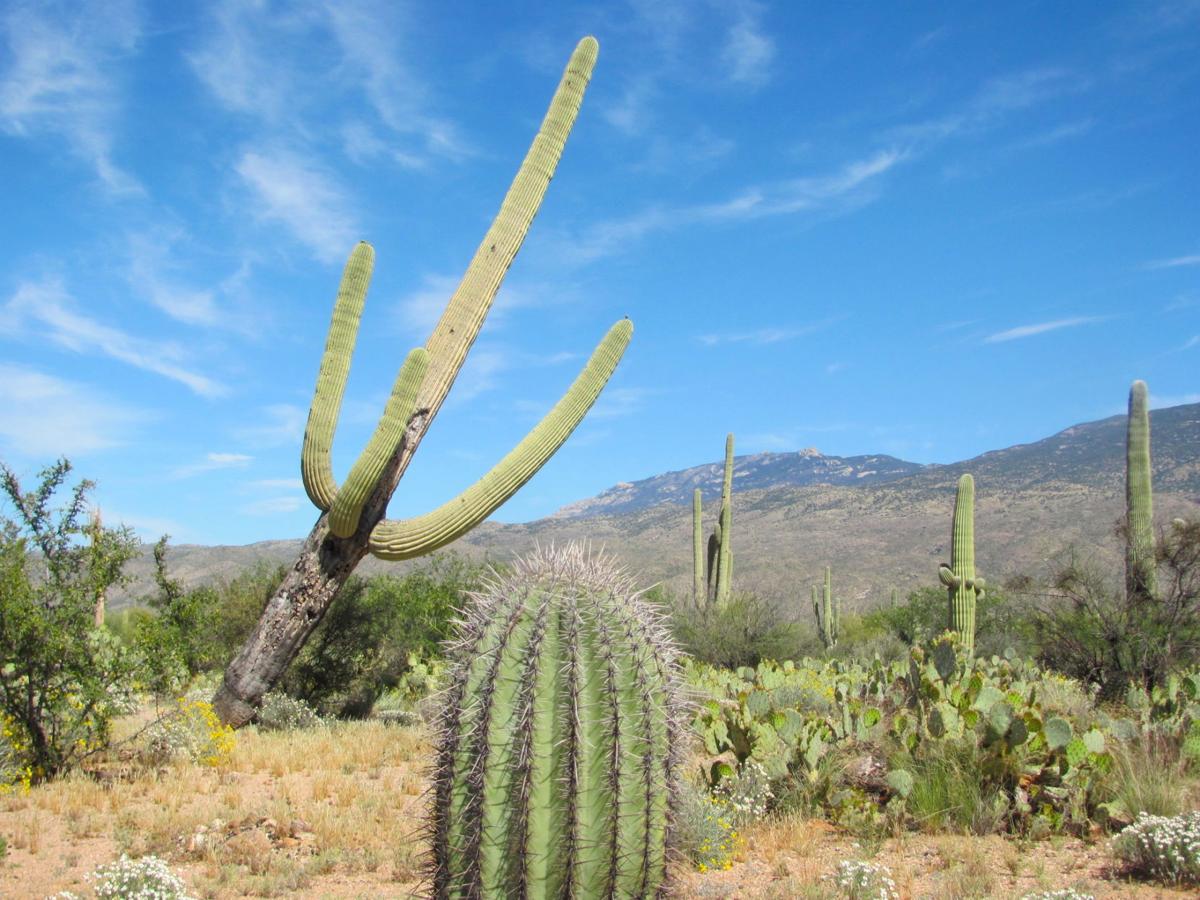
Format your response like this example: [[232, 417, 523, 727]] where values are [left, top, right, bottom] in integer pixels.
[[1125, 379, 1157, 603], [938, 474, 985, 654], [429, 544, 685, 899]]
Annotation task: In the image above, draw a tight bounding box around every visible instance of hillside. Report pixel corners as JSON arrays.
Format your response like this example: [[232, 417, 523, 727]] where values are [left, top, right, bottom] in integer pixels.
[[120, 402, 1200, 610]]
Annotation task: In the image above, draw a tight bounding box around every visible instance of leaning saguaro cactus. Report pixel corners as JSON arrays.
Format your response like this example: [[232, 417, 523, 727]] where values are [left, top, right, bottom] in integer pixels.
[[1125, 379, 1157, 604], [693, 433, 736, 606], [812, 566, 839, 649], [212, 38, 629, 727], [430, 544, 685, 899], [938, 474, 985, 654]]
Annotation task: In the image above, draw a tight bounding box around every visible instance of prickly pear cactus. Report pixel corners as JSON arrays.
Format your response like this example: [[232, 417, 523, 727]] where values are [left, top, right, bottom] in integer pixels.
[[430, 544, 686, 899]]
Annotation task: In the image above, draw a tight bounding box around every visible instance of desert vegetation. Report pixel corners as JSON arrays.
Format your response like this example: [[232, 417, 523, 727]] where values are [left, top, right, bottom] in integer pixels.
[[2, 30, 1198, 900]]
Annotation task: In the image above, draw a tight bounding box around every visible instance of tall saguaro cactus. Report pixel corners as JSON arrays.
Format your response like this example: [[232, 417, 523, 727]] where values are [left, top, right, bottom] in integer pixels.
[[938, 474, 985, 654], [812, 565, 839, 649], [692, 434, 735, 606], [430, 545, 684, 899], [1125, 380, 1157, 604], [213, 37, 629, 727]]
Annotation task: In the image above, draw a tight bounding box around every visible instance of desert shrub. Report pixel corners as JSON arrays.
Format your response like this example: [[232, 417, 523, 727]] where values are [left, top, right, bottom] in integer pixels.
[[827, 859, 899, 900], [203, 563, 289, 668], [1021, 892, 1094, 900], [1096, 732, 1190, 825], [50, 853, 195, 899], [864, 586, 1035, 659], [711, 759, 775, 826], [1026, 519, 1200, 699], [672, 590, 800, 669], [138, 697, 235, 767], [280, 554, 482, 718], [254, 692, 324, 732], [0, 459, 140, 781], [1113, 810, 1200, 884], [130, 537, 219, 695], [896, 738, 1012, 835], [671, 778, 739, 872]]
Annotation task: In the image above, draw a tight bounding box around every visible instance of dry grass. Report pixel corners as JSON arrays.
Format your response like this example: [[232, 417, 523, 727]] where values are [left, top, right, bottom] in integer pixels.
[[3, 714, 1199, 898]]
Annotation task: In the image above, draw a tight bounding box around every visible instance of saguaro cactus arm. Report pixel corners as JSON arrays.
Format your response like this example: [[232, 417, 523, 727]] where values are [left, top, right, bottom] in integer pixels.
[[369, 319, 632, 559], [714, 433, 735, 605], [212, 36, 614, 730]]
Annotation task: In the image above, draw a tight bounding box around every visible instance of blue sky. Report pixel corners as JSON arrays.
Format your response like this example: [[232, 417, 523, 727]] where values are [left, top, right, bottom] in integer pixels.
[[0, 1, 1197, 546]]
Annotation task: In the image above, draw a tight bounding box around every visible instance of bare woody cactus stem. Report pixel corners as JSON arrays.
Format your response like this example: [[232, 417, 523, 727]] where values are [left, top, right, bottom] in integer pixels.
[[1125, 380, 1156, 603], [212, 37, 622, 728]]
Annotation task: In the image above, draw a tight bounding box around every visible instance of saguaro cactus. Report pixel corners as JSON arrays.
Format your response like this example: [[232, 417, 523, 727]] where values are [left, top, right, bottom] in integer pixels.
[[938, 474, 985, 654], [213, 37, 629, 727], [812, 565, 839, 649], [692, 434, 735, 606], [430, 544, 684, 899], [1125, 379, 1156, 604]]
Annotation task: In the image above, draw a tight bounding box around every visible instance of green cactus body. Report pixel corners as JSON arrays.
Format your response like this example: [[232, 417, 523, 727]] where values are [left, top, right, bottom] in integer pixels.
[[940, 474, 984, 654], [431, 545, 683, 899], [297, 37, 626, 554], [692, 489, 704, 607], [814, 566, 839, 649], [1125, 380, 1156, 602], [714, 433, 734, 605]]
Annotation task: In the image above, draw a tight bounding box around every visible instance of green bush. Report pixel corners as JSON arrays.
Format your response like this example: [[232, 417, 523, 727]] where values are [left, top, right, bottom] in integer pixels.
[[863, 585, 1035, 659], [0, 459, 140, 781], [279, 554, 482, 718], [254, 692, 324, 732], [672, 590, 801, 669]]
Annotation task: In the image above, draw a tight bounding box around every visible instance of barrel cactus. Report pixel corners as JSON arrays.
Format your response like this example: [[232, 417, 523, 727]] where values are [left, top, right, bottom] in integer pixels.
[[430, 544, 686, 899]]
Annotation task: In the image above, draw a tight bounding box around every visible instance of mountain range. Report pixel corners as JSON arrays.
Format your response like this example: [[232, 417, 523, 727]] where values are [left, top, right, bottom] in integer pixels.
[[122, 402, 1200, 612]]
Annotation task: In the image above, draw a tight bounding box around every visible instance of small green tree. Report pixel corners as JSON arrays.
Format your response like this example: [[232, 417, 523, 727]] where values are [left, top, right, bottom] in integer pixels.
[[132, 536, 219, 696], [0, 459, 139, 781]]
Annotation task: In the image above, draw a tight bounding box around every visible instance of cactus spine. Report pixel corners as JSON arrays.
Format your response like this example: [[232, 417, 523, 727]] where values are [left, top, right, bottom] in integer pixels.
[[692, 434, 735, 606], [431, 545, 684, 899], [938, 474, 985, 654], [214, 37, 626, 727], [1125, 380, 1156, 603], [813, 565, 839, 649]]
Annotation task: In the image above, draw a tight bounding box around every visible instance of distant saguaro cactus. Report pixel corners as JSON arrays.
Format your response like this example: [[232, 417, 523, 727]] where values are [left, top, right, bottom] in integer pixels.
[[813, 565, 839, 649], [938, 474, 985, 654], [1125, 379, 1157, 604], [692, 434, 735, 606], [430, 545, 685, 899], [212, 37, 630, 728]]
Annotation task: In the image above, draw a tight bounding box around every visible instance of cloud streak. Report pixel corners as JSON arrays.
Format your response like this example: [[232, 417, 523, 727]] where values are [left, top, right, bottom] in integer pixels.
[[0, 363, 148, 458], [0, 0, 142, 193], [236, 149, 358, 263], [1146, 253, 1200, 270], [984, 316, 1106, 343], [2, 279, 226, 396], [173, 452, 253, 478]]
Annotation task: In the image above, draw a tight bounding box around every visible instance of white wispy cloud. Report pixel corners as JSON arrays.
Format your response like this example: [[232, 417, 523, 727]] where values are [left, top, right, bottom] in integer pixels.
[[1184, 335, 1199, 350], [697, 324, 825, 346], [1145, 252, 1200, 270], [235, 404, 307, 448], [189, 0, 465, 165], [0, 0, 142, 193], [567, 150, 900, 263], [125, 233, 223, 328], [722, 3, 775, 88], [236, 149, 359, 263], [324, 0, 468, 161], [239, 496, 304, 516], [173, 452, 253, 479], [2, 279, 226, 396], [587, 386, 651, 419], [984, 316, 1106, 343], [244, 478, 304, 491], [395, 276, 574, 340], [0, 363, 148, 458]]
